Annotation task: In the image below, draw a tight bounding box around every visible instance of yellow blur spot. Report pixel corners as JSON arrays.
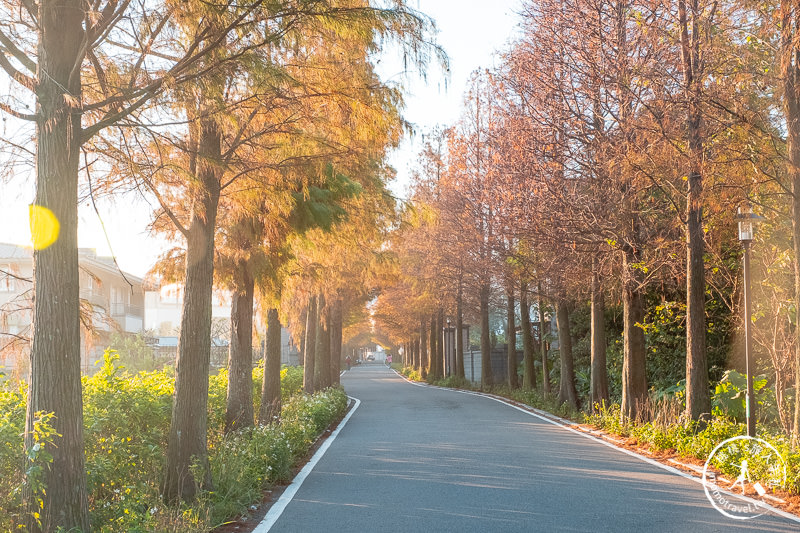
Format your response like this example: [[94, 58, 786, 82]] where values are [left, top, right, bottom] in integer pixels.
[[29, 205, 60, 250]]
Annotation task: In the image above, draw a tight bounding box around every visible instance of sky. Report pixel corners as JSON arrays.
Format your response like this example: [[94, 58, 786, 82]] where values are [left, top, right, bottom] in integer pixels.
[[0, 0, 522, 278]]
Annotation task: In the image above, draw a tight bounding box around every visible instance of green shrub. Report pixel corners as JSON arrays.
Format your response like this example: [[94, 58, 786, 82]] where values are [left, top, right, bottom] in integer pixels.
[[0, 350, 343, 532], [711, 370, 778, 424], [207, 424, 294, 526], [82, 351, 173, 531], [0, 382, 26, 531], [280, 366, 304, 401], [280, 388, 348, 456], [400, 367, 422, 381], [434, 375, 474, 389]]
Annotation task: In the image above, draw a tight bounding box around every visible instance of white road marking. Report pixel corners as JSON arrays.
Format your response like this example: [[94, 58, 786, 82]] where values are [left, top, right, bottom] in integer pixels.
[[252, 396, 361, 532]]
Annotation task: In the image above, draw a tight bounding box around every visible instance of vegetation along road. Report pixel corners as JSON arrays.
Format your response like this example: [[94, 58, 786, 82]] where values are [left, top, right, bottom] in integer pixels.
[[260, 365, 799, 532]]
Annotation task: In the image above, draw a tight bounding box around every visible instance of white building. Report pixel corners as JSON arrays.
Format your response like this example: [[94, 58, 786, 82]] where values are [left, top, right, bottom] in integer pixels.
[[0, 244, 144, 376], [143, 281, 232, 336], [1, 243, 300, 377], [143, 280, 300, 367]]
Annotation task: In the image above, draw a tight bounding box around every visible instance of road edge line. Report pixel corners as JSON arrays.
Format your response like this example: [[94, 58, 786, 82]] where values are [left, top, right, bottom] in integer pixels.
[[252, 396, 362, 532], [390, 370, 800, 525]]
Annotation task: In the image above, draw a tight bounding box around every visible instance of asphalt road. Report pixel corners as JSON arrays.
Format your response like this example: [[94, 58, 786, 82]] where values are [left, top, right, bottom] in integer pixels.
[[264, 364, 800, 532]]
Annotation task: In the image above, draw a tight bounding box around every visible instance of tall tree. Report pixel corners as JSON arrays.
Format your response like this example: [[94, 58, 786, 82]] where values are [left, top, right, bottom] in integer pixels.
[[2, 0, 273, 524], [22, 1, 89, 527], [679, 0, 712, 422], [226, 243, 256, 433], [315, 294, 331, 390], [506, 281, 518, 389], [590, 260, 609, 407], [304, 294, 318, 394], [330, 298, 344, 385], [539, 285, 550, 395], [259, 308, 283, 424], [780, 0, 800, 446], [429, 313, 440, 380], [520, 280, 537, 389], [556, 297, 578, 409]]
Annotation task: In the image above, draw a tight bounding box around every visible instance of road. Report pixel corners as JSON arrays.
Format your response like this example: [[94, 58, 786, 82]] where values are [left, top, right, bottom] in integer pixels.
[[262, 364, 799, 532]]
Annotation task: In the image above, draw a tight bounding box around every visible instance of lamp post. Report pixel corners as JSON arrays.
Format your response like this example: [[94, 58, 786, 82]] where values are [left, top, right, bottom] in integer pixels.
[[736, 203, 763, 437]]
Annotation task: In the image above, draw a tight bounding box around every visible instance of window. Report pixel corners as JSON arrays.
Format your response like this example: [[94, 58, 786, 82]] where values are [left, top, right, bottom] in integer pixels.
[[0, 265, 17, 292]]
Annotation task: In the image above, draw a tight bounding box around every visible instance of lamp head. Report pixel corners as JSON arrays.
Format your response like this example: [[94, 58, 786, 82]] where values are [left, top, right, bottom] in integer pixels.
[[735, 204, 764, 242]]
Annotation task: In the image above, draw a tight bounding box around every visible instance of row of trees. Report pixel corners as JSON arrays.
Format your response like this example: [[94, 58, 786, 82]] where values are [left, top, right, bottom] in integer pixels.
[[0, 0, 442, 530], [376, 0, 800, 445]]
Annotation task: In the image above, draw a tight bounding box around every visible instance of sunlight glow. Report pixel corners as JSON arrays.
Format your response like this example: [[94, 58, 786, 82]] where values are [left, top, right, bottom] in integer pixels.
[[29, 204, 59, 250]]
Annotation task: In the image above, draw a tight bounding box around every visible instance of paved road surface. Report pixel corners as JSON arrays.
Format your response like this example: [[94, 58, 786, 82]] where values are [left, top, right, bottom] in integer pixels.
[[265, 365, 799, 532]]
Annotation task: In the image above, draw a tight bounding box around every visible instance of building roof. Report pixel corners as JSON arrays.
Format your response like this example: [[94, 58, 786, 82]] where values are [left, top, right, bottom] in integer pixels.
[[78, 248, 144, 285], [0, 243, 143, 285], [0, 243, 31, 261], [156, 336, 179, 347]]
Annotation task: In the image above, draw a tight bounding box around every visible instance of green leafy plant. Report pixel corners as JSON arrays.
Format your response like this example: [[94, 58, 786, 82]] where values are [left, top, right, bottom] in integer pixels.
[[712, 370, 768, 421]]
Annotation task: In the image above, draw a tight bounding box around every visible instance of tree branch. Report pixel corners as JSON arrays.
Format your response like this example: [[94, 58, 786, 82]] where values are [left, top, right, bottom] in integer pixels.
[[0, 50, 36, 92], [0, 27, 36, 73]]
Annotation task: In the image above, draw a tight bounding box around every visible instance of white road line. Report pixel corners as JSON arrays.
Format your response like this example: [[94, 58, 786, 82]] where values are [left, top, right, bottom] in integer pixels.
[[252, 396, 361, 533], [391, 370, 800, 525]]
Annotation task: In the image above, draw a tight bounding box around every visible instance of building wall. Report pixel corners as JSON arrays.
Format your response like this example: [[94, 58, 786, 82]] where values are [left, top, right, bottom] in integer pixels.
[[144, 283, 231, 335], [0, 245, 144, 377]]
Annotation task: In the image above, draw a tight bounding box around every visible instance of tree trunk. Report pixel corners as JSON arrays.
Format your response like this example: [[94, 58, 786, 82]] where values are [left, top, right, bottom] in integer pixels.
[[162, 116, 221, 502], [321, 316, 331, 387], [330, 299, 343, 386], [556, 298, 578, 409], [429, 313, 439, 380], [679, 0, 711, 423], [225, 262, 255, 433], [315, 294, 330, 390], [298, 307, 307, 366], [591, 261, 609, 408], [506, 282, 518, 389], [419, 318, 428, 379], [456, 277, 466, 379], [259, 308, 282, 425], [621, 247, 648, 421], [24, 1, 90, 528], [303, 295, 318, 394], [437, 308, 445, 378], [520, 280, 536, 390], [780, 0, 800, 446], [793, 139, 800, 442], [538, 283, 550, 395], [480, 281, 494, 388]]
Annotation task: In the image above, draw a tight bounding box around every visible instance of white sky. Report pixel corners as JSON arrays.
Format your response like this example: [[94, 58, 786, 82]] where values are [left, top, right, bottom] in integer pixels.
[[0, 1, 522, 278]]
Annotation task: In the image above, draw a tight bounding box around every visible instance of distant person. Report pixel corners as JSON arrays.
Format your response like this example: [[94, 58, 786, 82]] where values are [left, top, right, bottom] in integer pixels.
[[386, 354, 392, 366], [345, 355, 351, 370]]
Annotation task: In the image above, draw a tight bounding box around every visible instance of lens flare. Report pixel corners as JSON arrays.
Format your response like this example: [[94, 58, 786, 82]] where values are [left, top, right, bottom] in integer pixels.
[[29, 204, 60, 250]]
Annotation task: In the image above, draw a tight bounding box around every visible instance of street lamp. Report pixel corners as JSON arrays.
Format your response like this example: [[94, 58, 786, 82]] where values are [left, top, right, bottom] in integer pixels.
[[736, 203, 764, 437]]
